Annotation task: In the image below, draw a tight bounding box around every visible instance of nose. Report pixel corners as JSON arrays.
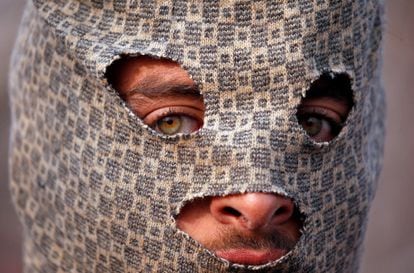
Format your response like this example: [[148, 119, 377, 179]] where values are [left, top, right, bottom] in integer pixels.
[[210, 193, 294, 231]]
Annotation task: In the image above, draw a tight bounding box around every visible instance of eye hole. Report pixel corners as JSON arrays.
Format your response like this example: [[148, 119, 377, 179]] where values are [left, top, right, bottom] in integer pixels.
[[151, 113, 202, 135], [105, 55, 205, 136], [296, 73, 353, 142]]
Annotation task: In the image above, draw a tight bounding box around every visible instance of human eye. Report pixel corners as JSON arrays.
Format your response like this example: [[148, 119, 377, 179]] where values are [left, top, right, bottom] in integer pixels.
[[144, 107, 203, 136], [295, 73, 354, 142], [296, 104, 344, 142], [153, 113, 201, 135]]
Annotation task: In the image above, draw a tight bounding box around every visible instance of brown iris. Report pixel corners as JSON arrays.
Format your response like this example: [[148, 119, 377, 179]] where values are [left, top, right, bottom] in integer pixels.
[[156, 115, 182, 135], [300, 116, 323, 137]]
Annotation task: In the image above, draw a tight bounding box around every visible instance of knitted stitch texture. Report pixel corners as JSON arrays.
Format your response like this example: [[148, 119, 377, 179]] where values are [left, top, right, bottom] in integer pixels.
[[9, 1, 385, 272]]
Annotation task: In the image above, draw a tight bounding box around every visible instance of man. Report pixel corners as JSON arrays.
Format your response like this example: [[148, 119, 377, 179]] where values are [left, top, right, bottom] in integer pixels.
[[9, 1, 385, 272]]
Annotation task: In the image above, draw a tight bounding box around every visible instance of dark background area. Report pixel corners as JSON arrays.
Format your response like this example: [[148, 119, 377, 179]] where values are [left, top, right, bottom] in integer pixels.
[[1, 1, 413, 272]]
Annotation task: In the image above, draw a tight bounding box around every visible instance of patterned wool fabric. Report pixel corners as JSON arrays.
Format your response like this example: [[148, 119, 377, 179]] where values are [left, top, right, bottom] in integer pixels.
[[9, 0, 385, 272]]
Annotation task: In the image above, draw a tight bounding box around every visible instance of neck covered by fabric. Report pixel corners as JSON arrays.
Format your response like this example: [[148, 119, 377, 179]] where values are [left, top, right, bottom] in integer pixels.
[[9, 1, 385, 272]]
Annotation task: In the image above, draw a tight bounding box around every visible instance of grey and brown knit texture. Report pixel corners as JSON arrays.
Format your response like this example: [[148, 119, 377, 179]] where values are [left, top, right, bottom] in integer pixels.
[[9, 0, 385, 272]]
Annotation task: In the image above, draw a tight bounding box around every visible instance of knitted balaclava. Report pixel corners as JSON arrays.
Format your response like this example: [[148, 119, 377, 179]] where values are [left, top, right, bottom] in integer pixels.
[[9, 0, 385, 272]]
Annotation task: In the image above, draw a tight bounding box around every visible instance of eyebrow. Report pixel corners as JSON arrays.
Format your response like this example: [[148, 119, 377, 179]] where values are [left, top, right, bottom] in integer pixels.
[[127, 79, 202, 100]]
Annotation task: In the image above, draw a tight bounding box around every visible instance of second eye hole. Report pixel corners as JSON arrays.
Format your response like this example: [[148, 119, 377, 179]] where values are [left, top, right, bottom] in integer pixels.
[[296, 73, 354, 143]]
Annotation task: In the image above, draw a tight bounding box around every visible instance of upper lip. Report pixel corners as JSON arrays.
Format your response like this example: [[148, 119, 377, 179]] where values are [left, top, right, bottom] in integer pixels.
[[215, 248, 287, 265]]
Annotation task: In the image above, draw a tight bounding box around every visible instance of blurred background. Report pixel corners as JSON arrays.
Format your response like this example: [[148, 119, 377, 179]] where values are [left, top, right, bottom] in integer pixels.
[[0, 1, 413, 272]]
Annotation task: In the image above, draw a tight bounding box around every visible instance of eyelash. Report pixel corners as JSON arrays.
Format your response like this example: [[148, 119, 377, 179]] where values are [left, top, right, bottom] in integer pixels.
[[300, 106, 342, 120], [155, 107, 175, 118], [148, 106, 203, 130], [297, 107, 343, 133], [152, 108, 186, 123]]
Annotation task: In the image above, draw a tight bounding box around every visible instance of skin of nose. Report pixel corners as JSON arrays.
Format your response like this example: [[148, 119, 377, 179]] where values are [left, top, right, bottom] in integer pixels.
[[210, 193, 294, 230]]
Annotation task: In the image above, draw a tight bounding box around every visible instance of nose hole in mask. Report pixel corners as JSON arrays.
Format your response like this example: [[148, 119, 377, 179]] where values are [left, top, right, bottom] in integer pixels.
[[174, 195, 305, 266], [105, 54, 205, 136], [296, 72, 354, 143]]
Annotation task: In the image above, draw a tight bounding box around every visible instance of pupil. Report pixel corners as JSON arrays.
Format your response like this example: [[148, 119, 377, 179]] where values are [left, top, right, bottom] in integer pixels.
[[306, 119, 315, 126], [166, 118, 174, 125], [304, 117, 321, 136]]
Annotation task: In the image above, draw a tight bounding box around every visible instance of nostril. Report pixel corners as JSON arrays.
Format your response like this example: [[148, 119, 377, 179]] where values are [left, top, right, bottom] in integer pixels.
[[274, 207, 286, 216], [210, 193, 297, 228], [271, 201, 295, 224], [222, 206, 242, 217]]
